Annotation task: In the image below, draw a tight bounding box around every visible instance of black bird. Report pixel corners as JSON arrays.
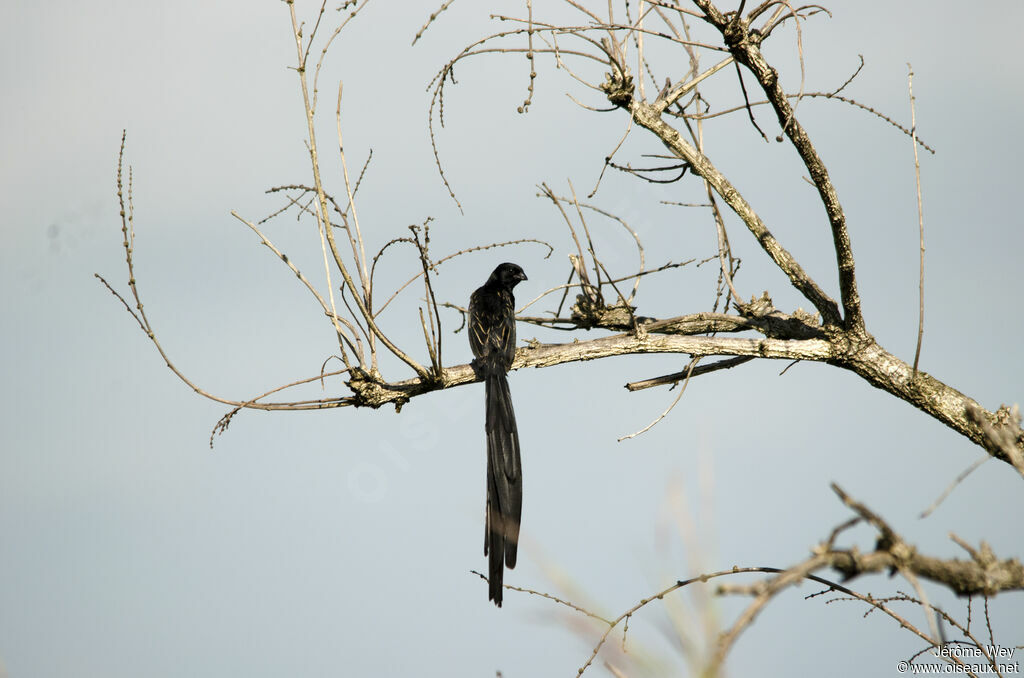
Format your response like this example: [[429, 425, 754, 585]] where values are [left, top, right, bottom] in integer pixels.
[[468, 262, 528, 607]]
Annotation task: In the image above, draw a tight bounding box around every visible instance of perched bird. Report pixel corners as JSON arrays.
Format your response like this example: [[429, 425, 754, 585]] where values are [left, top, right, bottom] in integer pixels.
[[468, 262, 528, 607]]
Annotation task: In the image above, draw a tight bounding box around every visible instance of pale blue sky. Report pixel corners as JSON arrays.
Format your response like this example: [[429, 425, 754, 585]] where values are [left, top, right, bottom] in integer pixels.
[[2, 2, 1022, 676]]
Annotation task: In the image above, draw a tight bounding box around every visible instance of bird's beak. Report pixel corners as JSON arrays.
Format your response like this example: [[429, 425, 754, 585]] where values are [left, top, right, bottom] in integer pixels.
[[517, 272, 528, 282]]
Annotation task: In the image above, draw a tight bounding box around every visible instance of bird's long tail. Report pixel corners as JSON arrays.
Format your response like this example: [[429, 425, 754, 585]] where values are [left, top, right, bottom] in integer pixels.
[[484, 367, 522, 607]]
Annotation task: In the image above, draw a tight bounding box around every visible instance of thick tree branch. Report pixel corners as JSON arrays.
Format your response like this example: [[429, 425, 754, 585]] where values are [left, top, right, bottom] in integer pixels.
[[350, 330, 832, 409], [694, 1, 864, 331], [838, 338, 1020, 465], [529, 305, 826, 339], [820, 545, 1024, 597], [827, 484, 1024, 596], [353, 309, 1021, 467], [628, 100, 844, 327]]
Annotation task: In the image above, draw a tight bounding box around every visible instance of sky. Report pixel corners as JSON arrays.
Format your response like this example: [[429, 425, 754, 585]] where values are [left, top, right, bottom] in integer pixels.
[[2, 1, 1023, 676]]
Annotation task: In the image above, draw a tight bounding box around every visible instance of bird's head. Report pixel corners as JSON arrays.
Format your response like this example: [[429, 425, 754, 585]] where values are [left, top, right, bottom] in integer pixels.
[[489, 262, 528, 289]]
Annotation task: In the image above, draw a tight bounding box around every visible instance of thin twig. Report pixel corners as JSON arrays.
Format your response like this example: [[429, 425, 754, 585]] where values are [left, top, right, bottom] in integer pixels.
[[908, 64, 925, 376], [231, 210, 361, 365], [412, 0, 456, 45], [97, 134, 359, 421], [373, 238, 553, 318], [618, 357, 699, 441], [919, 454, 989, 519], [287, 3, 428, 378], [689, 91, 936, 153]]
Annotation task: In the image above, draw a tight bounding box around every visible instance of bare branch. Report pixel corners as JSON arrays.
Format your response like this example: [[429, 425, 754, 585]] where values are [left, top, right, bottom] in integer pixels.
[[412, 0, 456, 45], [630, 100, 842, 325], [965, 404, 1024, 477], [908, 64, 926, 376], [618, 357, 699, 441], [625, 356, 754, 391], [919, 454, 991, 519], [692, 0, 863, 330], [829, 484, 1024, 596], [287, 2, 430, 379]]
